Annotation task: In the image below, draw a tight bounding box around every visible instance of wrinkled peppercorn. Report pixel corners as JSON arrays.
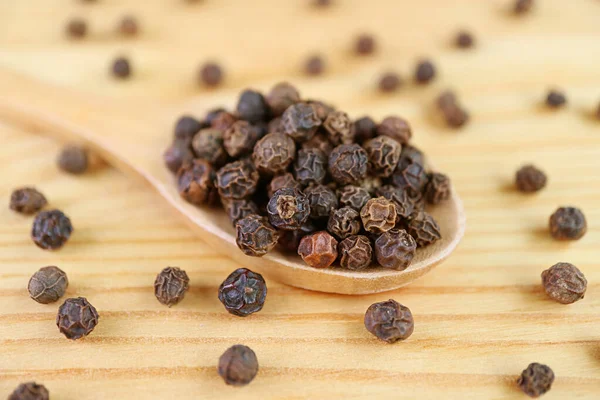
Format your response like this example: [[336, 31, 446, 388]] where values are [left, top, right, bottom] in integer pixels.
[[304, 184, 338, 219], [518, 363, 554, 398], [425, 172, 451, 204], [549, 207, 587, 241], [216, 160, 259, 200], [154, 267, 189, 307], [235, 214, 279, 256], [414, 59, 436, 84], [377, 116, 412, 145], [8, 382, 49, 400], [267, 82, 301, 117], [278, 221, 317, 252], [323, 111, 354, 145], [10, 187, 47, 215], [253, 132, 296, 175], [112, 57, 131, 79], [360, 197, 397, 234], [267, 188, 310, 230], [223, 199, 259, 227], [119, 15, 139, 36], [353, 116, 377, 143], [282, 102, 321, 142], [379, 72, 402, 93], [306, 99, 334, 121], [391, 160, 428, 196], [199, 62, 224, 87], [237, 89, 270, 124], [359, 175, 383, 195], [338, 235, 373, 270], [177, 159, 217, 205], [57, 145, 88, 174], [211, 111, 237, 132], [364, 299, 414, 343], [28, 266, 68, 304], [455, 30, 474, 48], [298, 231, 338, 268], [31, 210, 73, 250], [541, 262, 587, 304], [218, 268, 267, 317], [329, 144, 368, 185], [164, 139, 194, 173], [376, 185, 415, 221], [294, 148, 327, 185], [355, 34, 376, 55], [302, 133, 333, 154], [268, 173, 302, 198], [218, 345, 259, 386], [66, 18, 87, 38], [338, 185, 371, 211], [223, 121, 260, 158], [514, 0, 534, 14], [364, 136, 402, 178], [516, 165, 547, 193], [375, 229, 416, 270], [328, 207, 361, 240], [56, 297, 99, 340], [407, 211, 441, 247], [174, 115, 203, 141], [400, 144, 425, 167], [192, 128, 228, 166], [546, 90, 566, 108], [305, 55, 325, 76]]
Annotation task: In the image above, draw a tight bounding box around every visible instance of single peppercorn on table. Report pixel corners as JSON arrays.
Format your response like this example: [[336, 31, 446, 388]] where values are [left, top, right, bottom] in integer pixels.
[[0, 0, 599, 399]]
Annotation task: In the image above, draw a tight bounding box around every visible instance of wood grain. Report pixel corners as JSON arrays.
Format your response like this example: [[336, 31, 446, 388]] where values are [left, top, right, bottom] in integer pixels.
[[1, 0, 600, 398]]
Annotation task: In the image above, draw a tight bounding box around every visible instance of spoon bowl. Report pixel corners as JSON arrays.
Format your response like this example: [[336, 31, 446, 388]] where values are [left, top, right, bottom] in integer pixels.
[[0, 68, 465, 294]]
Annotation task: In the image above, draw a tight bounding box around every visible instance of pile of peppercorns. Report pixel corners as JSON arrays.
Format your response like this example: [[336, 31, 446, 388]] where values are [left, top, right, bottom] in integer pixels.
[[165, 82, 451, 271]]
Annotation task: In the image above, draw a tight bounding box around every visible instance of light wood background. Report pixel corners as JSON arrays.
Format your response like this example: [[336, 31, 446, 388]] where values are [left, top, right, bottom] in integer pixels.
[[1, 0, 600, 398]]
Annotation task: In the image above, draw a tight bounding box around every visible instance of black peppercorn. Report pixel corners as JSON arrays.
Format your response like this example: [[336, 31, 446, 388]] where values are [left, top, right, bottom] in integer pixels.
[[223, 199, 259, 227], [154, 267, 190, 307], [302, 133, 333, 154], [353, 116, 377, 144], [282, 102, 321, 142], [216, 160, 260, 200], [327, 207, 361, 240], [277, 221, 317, 252], [337, 185, 370, 212], [364, 299, 414, 343], [376, 185, 416, 221], [119, 15, 139, 36], [377, 116, 411, 145], [407, 211, 441, 247], [174, 115, 203, 141], [268, 173, 303, 198], [542, 262, 587, 304], [515, 165, 547, 193], [549, 207, 587, 241], [379, 72, 402, 93], [28, 266, 68, 304], [210, 111, 237, 132], [400, 144, 425, 167], [267, 188, 310, 230], [514, 0, 534, 14], [425, 172, 451, 204], [223, 120, 261, 158], [298, 231, 338, 268], [253, 132, 296, 175], [305, 55, 325, 76], [235, 214, 279, 257], [391, 160, 428, 196], [57, 145, 88, 174], [191, 128, 227, 166], [323, 111, 354, 145], [112, 57, 131, 79], [294, 148, 328, 185], [355, 34, 376, 55], [360, 197, 397, 234], [304, 184, 339, 219], [267, 82, 301, 117], [328, 144, 368, 185], [363, 135, 402, 178], [518, 362, 554, 398], [338, 235, 373, 270], [414, 59, 436, 84], [56, 297, 99, 340], [218, 345, 259, 386], [237, 89, 270, 124], [31, 210, 73, 250], [455, 30, 475, 48], [10, 187, 47, 215], [545, 90, 566, 108], [8, 382, 49, 400], [306, 99, 334, 121], [164, 139, 194, 173], [375, 229, 416, 270], [66, 18, 87, 39], [199, 62, 224, 87], [218, 268, 267, 317], [177, 159, 217, 205]]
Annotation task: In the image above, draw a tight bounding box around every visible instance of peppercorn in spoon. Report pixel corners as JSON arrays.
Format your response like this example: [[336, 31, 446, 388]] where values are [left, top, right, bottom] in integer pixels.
[[0, 68, 465, 294]]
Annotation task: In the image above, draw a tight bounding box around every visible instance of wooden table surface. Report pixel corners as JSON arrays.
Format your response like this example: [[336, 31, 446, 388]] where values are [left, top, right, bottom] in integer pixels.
[[1, 0, 600, 398]]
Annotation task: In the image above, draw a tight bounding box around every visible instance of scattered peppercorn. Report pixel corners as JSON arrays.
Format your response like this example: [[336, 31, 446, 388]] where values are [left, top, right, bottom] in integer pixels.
[[57, 145, 88, 174], [542, 262, 587, 304], [338, 235, 373, 270], [305, 55, 325, 76], [236, 214, 279, 256], [267, 82, 301, 117], [545, 90, 566, 108], [455, 30, 474, 48], [377, 116, 411, 145], [10, 187, 47, 215], [177, 159, 217, 205], [298, 231, 338, 268], [312, 0, 332, 7], [154, 267, 189, 307], [237, 89, 270, 124], [192, 128, 228, 166], [517, 363, 554, 398], [353, 116, 377, 143], [414, 60, 436, 84], [436, 90, 470, 128], [28, 266, 68, 304], [218, 345, 259, 386], [324, 110, 354, 145], [164, 139, 194, 173], [328, 207, 361, 240], [375, 229, 416, 270], [66, 18, 87, 39], [267, 188, 310, 230], [363, 136, 402, 178], [329, 144, 368, 185], [282, 102, 321, 143], [268, 173, 302, 198], [294, 148, 327, 185], [119, 15, 139, 36], [111, 57, 131, 79], [425, 172, 451, 204], [360, 197, 397, 234], [549, 207, 587, 241], [378, 72, 402, 93], [31, 210, 73, 250], [199, 62, 224, 87], [304, 184, 339, 219], [253, 132, 296, 175], [364, 299, 414, 343], [407, 211, 441, 247], [338, 185, 371, 211], [56, 297, 99, 340], [216, 160, 260, 200], [218, 268, 267, 317], [355, 34, 376, 55], [515, 165, 547, 193], [8, 382, 49, 400], [514, 0, 534, 14]]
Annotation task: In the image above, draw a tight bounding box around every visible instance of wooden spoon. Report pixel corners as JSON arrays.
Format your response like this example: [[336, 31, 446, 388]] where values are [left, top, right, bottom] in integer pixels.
[[0, 68, 465, 294]]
